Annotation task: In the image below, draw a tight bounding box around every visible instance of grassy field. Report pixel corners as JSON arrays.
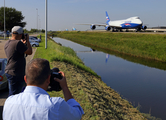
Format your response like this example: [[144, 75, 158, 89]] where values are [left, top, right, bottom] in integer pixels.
[[53, 31, 166, 63], [0, 36, 9, 40], [33, 34, 161, 120], [34, 34, 98, 76]]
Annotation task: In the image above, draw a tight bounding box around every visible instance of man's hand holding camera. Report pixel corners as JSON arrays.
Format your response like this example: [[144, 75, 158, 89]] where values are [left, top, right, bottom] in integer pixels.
[[54, 71, 73, 101], [22, 33, 32, 55], [21, 33, 29, 44], [54, 71, 68, 90]]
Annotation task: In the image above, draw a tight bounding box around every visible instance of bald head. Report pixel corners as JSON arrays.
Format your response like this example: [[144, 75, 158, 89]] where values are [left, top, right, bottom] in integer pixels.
[[26, 58, 51, 86]]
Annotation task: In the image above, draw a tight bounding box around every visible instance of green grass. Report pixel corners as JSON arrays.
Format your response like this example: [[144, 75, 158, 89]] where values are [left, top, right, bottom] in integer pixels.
[[33, 35, 101, 119], [33, 34, 161, 120], [34, 34, 98, 76], [0, 36, 9, 40], [54, 31, 166, 62]]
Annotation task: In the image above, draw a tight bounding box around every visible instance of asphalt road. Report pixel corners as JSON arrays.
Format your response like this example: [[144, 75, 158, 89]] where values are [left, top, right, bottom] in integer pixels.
[[0, 37, 37, 120]]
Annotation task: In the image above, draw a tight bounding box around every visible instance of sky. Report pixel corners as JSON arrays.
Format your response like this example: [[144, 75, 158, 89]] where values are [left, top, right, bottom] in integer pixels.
[[1, 0, 166, 31]]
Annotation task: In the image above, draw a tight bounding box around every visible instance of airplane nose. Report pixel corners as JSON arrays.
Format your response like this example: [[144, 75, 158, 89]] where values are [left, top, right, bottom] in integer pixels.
[[139, 20, 143, 24]]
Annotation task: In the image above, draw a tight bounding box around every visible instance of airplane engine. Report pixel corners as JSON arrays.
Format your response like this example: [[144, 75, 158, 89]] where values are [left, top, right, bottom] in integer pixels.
[[90, 24, 96, 30], [142, 26, 147, 30], [105, 26, 111, 31]]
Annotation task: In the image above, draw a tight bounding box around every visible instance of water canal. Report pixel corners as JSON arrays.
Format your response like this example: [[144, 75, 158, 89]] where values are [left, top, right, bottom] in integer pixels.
[[53, 37, 166, 119]]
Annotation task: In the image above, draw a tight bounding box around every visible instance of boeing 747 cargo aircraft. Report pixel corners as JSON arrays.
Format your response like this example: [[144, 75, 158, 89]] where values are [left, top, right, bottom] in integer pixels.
[[80, 11, 147, 32]]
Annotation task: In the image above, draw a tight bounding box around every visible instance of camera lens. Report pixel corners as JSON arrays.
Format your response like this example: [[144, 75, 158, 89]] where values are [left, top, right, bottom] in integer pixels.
[[22, 33, 25, 39], [47, 67, 62, 91]]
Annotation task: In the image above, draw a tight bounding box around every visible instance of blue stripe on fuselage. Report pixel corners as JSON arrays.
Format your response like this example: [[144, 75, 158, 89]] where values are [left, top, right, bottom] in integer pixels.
[[121, 23, 141, 29]]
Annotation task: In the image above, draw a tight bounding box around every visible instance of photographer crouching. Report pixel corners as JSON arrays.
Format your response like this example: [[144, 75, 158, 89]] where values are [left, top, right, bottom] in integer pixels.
[[4, 26, 32, 96], [3, 58, 84, 120]]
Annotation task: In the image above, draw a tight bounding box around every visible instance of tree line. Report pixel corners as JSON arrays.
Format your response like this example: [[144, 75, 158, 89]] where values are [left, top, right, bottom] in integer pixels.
[[0, 7, 45, 33], [24, 29, 45, 34]]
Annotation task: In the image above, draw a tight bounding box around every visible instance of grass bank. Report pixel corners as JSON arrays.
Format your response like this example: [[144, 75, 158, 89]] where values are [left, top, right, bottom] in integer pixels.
[[54, 31, 166, 62], [34, 34, 97, 76], [33, 34, 160, 120], [0, 36, 9, 40]]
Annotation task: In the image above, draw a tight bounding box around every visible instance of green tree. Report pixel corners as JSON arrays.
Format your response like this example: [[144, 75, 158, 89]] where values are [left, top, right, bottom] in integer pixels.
[[23, 29, 29, 33], [0, 7, 26, 31], [41, 29, 45, 33], [30, 29, 37, 33]]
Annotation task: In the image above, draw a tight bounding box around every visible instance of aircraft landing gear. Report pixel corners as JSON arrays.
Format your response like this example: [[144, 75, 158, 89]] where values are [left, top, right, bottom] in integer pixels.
[[126, 29, 129, 32]]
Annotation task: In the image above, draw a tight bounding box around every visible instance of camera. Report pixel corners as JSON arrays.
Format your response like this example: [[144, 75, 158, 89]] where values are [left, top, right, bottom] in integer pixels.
[[47, 67, 63, 91], [22, 33, 28, 40]]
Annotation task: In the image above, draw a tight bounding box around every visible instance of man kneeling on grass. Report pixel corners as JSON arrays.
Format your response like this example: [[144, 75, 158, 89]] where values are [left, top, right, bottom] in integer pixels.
[[3, 58, 84, 120]]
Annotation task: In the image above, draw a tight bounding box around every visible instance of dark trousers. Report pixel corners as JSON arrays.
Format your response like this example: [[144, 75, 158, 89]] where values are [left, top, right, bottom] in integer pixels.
[[5, 73, 25, 96]]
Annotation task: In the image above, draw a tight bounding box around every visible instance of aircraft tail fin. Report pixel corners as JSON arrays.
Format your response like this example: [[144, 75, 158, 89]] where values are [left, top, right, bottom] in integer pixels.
[[106, 11, 110, 24]]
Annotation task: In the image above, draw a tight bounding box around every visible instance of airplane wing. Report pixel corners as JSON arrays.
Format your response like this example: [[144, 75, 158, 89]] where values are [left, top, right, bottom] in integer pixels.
[[76, 23, 122, 28], [76, 23, 106, 26]]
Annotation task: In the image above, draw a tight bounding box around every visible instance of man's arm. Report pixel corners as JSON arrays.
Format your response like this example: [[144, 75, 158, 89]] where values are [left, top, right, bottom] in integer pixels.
[[62, 86, 73, 102], [23, 34, 32, 55], [55, 71, 73, 101], [54, 72, 84, 119]]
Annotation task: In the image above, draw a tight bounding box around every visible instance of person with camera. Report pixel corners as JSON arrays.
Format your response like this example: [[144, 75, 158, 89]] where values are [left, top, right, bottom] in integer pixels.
[[3, 58, 84, 120], [4, 26, 32, 96]]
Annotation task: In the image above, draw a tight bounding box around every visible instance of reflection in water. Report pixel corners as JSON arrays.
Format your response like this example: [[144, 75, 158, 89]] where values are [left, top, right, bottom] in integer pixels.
[[90, 48, 96, 52], [53, 37, 166, 119], [84, 49, 110, 63], [76, 48, 97, 53], [66, 39, 166, 71], [105, 54, 110, 63]]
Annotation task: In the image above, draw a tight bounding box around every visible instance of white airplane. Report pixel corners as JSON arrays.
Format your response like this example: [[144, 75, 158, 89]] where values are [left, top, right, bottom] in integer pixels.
[[81, 11, 147, 32], [72, 27, 76, 31]]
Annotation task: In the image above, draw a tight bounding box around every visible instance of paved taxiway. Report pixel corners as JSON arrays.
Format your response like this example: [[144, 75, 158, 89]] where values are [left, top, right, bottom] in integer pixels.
[[86, 29, 166, 34]]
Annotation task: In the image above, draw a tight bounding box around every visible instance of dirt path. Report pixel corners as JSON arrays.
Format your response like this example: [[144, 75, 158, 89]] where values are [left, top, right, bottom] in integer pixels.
[[0, 40, 7, 58]]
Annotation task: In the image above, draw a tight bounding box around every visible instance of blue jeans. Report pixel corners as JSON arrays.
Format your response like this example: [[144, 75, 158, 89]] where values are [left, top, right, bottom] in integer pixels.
[[5, 73, 25, 96]]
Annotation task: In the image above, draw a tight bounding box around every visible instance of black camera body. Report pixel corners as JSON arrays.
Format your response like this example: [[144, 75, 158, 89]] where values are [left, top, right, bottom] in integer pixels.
[[47, 68, 63, 91], [22, 33, 27, 40]]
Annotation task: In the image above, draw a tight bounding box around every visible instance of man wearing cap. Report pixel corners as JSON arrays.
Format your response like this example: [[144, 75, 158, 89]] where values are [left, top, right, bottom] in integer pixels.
[[4, 26, 32, 96]]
